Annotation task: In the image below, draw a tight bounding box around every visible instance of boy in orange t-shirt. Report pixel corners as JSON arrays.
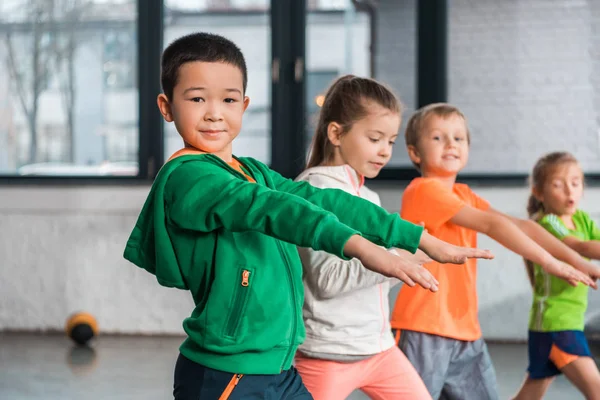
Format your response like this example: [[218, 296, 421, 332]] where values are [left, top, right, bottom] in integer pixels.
[[390, 103, 600, 400]]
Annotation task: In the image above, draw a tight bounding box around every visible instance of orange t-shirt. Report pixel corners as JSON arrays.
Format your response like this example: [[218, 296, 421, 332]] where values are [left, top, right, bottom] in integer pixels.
[[168, 148, 255, 183], [227, 158, 256, 183], [390, 177, 489, 341]]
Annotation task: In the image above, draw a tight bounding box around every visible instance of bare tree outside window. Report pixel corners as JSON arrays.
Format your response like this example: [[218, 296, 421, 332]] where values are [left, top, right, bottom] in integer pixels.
[[0, 0, 139, 176]]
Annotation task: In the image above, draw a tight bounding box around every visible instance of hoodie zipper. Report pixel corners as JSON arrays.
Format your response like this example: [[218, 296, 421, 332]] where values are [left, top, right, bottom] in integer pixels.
[[276, 240, 298, 370], [224, 269, 252, 338]]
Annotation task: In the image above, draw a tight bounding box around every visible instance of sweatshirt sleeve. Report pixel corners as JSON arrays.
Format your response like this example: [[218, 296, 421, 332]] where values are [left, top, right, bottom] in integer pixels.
[[266, 167, 424, 253], [165, 161, 360, 259], [299, 246, 399, 299]]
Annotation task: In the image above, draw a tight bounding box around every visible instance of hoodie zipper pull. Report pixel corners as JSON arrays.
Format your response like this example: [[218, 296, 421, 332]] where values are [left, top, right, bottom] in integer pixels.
[[241, 270, 250, 287]]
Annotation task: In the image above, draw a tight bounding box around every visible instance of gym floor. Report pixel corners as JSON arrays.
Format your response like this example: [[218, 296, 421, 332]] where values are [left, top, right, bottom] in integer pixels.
[[0, 333, 583, 400]]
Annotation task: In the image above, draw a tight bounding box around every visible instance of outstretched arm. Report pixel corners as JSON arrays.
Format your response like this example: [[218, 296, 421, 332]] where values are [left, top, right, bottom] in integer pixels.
[[450, 206, 596, 288], [267, 166, 493, 264], [488, 208, 600, 279], [300, 247, 430, 299], [168, 162, 440, 290], [563, 237, 600, 261]]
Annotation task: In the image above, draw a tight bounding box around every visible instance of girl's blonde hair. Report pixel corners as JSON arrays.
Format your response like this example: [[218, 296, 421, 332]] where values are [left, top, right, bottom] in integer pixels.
[[306, 75, 402, 169], [525, 151, 580, 286]]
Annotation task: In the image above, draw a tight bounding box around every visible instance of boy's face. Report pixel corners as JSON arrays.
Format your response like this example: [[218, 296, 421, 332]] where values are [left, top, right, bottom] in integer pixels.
[[158, 61, 249, 162], [408, 113, 469, 177]]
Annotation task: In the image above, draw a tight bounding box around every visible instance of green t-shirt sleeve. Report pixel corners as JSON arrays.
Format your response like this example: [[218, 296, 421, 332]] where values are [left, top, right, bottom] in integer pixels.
[[577, 210, 600, 241], [264, 165, 424, 253], [539, 214, 571, 240], [165, 161, 359, 260]]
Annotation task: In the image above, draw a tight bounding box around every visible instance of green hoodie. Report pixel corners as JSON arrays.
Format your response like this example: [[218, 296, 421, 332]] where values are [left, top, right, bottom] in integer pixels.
[[124, 153, 423, 374]]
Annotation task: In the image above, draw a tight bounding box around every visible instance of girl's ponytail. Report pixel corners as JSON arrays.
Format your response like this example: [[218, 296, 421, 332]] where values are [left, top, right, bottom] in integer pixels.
[[524, 194, 544, 287]]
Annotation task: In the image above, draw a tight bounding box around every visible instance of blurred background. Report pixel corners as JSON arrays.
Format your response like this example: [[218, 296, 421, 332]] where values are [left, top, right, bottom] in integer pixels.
[[1, 0, 600, 398]]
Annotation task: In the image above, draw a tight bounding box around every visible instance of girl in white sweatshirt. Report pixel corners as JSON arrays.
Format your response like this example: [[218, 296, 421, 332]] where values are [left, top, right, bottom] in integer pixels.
[[294, 75, 432, 400]]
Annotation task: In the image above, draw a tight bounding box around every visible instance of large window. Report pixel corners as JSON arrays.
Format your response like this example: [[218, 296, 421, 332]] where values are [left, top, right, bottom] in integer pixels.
[[375, 0, 417, 168], [163, 0, 272, 164], [0, 0, 138, 177], [305, 2, 372, 155]]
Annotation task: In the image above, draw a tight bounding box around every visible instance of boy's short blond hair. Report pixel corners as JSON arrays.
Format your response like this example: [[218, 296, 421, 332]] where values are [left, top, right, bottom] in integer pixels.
[[405, 103, 470, 171]]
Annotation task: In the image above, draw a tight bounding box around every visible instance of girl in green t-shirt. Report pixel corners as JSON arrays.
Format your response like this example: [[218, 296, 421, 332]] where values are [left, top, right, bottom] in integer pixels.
[[512, 152, 600, 400]]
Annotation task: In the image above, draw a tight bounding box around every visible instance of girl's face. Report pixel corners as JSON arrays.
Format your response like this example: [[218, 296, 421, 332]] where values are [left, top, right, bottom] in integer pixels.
[[328, 102, 401, 178], [536, 162, 584, 217]]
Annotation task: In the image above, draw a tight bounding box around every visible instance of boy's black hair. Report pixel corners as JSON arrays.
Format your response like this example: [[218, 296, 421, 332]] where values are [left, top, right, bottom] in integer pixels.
[[161, 32, 248, 100]]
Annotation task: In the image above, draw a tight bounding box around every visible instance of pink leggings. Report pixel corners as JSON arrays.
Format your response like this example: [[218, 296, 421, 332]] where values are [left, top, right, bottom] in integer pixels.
[[295, 347, 432, 400]]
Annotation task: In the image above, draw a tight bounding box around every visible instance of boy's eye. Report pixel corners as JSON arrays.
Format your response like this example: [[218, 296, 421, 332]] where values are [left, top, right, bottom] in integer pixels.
[[432, 136, 440, 141], [455, 137, 464, 141], [224, 98, 237, 103], [369, 138, 379, 143], [190, 97, 204, 103], [389, 141, 396, 145]]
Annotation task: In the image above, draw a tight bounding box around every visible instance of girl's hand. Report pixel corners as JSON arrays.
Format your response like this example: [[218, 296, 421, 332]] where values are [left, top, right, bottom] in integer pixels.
[[393, 248, 433, 265], [418, 232, 494, 264], [580, 260, 600, 283], [541, 259, 597, 288], [344, 236, 439, 291]]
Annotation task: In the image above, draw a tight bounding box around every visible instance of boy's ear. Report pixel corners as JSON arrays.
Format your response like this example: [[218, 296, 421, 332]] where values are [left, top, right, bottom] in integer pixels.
[[407, 144, 421, 165], [326, 122, 343, 146], [157, 94, 173, 122], [243, 96, 250, 112]]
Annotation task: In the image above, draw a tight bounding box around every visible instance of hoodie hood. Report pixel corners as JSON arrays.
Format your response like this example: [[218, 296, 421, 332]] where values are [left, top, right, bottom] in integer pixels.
[[123, 156, 195, 289]]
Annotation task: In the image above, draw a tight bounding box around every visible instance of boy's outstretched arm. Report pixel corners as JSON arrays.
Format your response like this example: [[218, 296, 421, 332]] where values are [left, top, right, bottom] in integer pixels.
[[418, 231, 494, 264], [267, 167, 493, 264], [343, 235, 439, 291], [167, 162, 438, 290], [450, 206, 597, 288], [487, 208, 600, 280]]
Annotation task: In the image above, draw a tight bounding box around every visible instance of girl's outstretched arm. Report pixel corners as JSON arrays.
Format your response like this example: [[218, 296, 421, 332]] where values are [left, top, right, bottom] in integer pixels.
[[562, 238, 600, 261], [343, 235, 439, 291]]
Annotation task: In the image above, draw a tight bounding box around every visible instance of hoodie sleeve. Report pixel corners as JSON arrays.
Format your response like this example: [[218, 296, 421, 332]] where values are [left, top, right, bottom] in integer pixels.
[[265, 166, 423, 253], [165, 161, 360, 260]]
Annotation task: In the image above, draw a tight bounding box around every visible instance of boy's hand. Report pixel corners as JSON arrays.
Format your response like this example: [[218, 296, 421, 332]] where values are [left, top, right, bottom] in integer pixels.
[[542, 259, 598, 288], [418, 232, 494, 264], [344, 236, 439, 292]]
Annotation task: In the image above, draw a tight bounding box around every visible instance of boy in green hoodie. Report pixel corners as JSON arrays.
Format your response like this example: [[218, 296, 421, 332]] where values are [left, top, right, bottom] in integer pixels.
[[123, 32, 493, 400]]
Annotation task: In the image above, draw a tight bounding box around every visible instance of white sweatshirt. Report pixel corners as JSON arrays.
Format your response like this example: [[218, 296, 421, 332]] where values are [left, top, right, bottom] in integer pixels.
[[295, 165, 398, 360]]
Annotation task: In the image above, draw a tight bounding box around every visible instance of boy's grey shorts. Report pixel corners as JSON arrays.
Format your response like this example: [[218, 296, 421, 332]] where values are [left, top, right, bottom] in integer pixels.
[[396, 330, 499, 400]]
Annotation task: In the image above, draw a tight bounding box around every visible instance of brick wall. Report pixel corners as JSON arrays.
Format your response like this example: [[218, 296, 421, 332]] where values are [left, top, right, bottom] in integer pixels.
[[377, 0, 600, 173]]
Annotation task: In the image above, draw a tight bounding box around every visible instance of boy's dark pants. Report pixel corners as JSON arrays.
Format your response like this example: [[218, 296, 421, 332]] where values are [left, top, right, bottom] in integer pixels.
[[173, 353, 314, 399]]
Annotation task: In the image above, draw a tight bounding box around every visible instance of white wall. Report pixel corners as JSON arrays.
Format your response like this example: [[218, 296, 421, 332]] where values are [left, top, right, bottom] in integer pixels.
[[3, 184, 600, 340]]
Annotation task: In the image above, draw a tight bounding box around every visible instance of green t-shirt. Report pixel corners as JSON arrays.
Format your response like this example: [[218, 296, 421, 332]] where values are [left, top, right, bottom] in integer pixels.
[[529, 210, 600, 332]]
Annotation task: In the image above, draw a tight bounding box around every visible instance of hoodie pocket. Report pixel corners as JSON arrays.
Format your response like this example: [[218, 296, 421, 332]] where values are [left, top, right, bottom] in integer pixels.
[[224, 268, 253, 339]]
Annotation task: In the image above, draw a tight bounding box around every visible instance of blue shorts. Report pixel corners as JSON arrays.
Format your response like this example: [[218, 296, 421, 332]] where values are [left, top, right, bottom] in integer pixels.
[[527, 330, 591, 379]]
